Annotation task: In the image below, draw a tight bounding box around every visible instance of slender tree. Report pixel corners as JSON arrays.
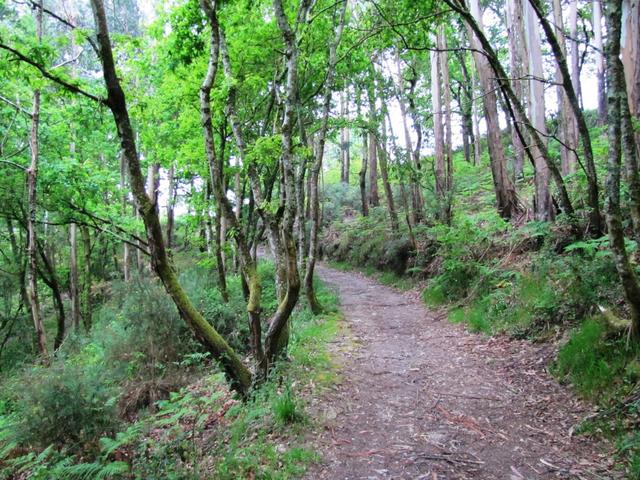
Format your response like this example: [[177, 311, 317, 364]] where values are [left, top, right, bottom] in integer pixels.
[[603, 0, 640, 340], [91, 0, 252, 395]]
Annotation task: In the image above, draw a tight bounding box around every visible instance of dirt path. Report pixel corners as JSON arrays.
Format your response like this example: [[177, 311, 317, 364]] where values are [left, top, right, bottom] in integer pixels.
[[304, 265, 619, 480]]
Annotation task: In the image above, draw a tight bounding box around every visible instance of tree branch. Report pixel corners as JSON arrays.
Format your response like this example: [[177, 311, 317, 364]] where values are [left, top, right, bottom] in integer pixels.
[[0, 42, 106, 105]]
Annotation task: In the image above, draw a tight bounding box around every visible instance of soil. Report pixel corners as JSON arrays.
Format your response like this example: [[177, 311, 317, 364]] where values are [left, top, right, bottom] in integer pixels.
[[304, 264, 621, 480]]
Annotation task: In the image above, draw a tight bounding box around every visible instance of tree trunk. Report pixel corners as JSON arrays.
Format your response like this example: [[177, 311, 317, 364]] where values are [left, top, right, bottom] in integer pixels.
[[439, 27, 454, 221], [80, 226, 92, 330], [506, 0, 526, 179], [69, 223, 81, 329], [603, 0, 640, 340], [551, 0, 578, 176], [466, 0, 521, 220], [91, 0, 251, 395], [471, 64, 482, 166], [529, 0, 604, 233], [395, 50, 423, 224], [214, 210, 229, 302], [120, 152, 131, 282], [406, 65, 426, 221], [593, 0, 607, 125], [621, 0, 640, 150], [265, 0, 311, 365], [340, 91, 350, 184], [359, 129, 369, 217], [449, 0, 574, 218], [525, 0, 552, 221], [26, 0, 48, 363], [368, 131, 379, 207], [166, 164, 176, 249], [431, 39, 448, 221], [377, 122, 399, 233], [569, 0, 582, 105], [36, 242, 66, 351]]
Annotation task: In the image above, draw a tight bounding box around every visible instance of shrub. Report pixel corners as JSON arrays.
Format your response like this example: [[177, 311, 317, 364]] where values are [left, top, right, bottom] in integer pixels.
[[8, 362, 120, 452]]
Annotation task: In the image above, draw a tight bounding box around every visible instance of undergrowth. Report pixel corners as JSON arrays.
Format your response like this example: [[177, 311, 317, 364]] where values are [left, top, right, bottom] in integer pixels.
[[0, 261, 341, 479]]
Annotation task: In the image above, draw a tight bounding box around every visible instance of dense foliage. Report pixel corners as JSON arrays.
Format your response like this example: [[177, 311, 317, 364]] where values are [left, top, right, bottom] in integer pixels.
[[0, 0, 639, 476]]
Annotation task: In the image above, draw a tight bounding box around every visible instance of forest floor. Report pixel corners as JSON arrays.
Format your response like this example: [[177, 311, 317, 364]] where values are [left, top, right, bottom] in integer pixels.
[[303, 264, 621, 480]]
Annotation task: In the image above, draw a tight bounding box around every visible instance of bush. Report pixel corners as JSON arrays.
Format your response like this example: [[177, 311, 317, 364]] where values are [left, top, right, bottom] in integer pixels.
[[7, 362, 119, 452]]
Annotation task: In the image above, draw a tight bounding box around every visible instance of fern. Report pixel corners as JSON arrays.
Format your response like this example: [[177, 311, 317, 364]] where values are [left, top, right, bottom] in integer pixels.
[[0, 414, 20, 460], [99, 423, 142, 457], [50, 460, 129, 480]]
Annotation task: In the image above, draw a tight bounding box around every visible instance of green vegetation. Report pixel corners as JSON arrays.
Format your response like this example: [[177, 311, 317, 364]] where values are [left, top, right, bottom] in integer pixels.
[[1, 0, 639, 476], [0, 257, 340, 478], [321, 124, 640, 476]]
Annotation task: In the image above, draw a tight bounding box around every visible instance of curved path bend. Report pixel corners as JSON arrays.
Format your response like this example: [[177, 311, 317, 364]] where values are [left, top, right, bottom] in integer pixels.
[[304, 265, 618, 480]]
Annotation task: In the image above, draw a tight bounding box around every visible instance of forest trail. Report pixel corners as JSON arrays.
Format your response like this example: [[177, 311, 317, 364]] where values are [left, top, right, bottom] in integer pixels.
[[304, 265, 618, 480]]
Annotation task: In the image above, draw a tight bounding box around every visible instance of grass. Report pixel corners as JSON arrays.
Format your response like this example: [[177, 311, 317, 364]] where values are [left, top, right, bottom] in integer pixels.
[[212, 280, 342, 478]]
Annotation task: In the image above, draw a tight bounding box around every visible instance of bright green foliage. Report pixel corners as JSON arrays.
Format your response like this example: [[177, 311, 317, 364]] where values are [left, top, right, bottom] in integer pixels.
[[554, 319, 639, 398], [272, 385, 303, 425]]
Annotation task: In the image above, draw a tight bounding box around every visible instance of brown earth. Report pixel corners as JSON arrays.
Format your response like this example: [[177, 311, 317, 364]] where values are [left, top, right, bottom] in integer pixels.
[[304, 264, 621, 480]]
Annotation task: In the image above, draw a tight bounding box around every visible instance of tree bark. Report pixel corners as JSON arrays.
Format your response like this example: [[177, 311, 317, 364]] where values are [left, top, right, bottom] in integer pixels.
[[603, 0, 640, 340], [524, 0, 552, 221], [377, 121, 399, 233], [465, 0, 521, 220], [621, 0, 640, 150], [506, 0, 526, 179], [26, 0, 48, 363], [439, 27, 454, 221], [431, 38, 448, 222], [359, 128, 369, 217], [202, 6, 264, 377], [551, 0, 578, 176], [166, 163, 176, 249], [593, 0, 607, 125], [36, 242, 65, 351], [529, 0, 603, 233], [569, 0, 582, 105], [368, 131, 379, 207], [449, 0, 574, 218], [470, 64, 482, 166], [305, 0, 352, 313], [69, 223, 81, 329], [91, 0, 251, 395], [395, 50, 423, 223], [340, 91, 350, 184], [120, 152, 131, 282], [80, 225, 92, 330], [265, 0, 312, 364]]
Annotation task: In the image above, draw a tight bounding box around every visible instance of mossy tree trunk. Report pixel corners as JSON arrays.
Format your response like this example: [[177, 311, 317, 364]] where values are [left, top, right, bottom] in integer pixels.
[[603, 0, 640, 340], [90, 0, 252, 396]]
